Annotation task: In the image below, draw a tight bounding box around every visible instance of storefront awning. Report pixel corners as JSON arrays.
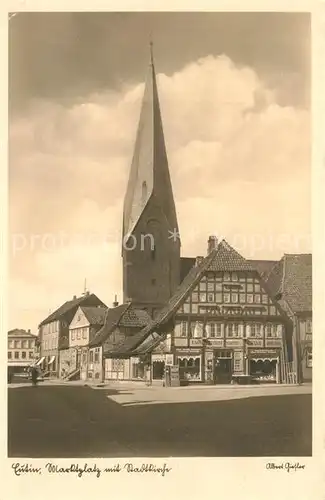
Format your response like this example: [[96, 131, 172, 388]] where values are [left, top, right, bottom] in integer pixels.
[[48, 356, 56, 365], [251, 357, 279, 362], [36, 356, 45, 365]]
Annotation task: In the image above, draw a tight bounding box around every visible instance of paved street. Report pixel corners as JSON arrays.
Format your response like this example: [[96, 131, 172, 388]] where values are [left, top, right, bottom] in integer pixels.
[[8, 383, 312, 457]]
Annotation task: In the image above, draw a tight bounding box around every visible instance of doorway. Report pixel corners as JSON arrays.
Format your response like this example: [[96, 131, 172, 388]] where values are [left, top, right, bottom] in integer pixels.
[[214, 350, 233, 384]]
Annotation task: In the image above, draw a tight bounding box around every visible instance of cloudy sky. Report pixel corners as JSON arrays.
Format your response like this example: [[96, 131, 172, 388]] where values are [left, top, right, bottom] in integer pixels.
[[9, 12, 311, 332]]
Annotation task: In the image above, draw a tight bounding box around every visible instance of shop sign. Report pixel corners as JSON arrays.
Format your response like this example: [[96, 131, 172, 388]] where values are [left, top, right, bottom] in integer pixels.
[[225, 339, 243, 347], [249, 349, 278, 356], [265, 339, 282, 347], [190, 338, 203, 347], [208, 339, 224, 347], [174, 338, 188, 347], [152, 354, 165, 362], [165, 354, 174, 366], [247, 339, 263, 347]]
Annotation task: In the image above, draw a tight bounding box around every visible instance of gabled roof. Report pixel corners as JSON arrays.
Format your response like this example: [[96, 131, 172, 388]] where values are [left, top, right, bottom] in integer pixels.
[[88, 304, 151, 348], [39, 293, 106, 327], [248, 259, 278, 279], [8, 329, 37, 338], [79, 306, 108, 326], [266, 254, 312, 313], [121, 240, 258, 351]]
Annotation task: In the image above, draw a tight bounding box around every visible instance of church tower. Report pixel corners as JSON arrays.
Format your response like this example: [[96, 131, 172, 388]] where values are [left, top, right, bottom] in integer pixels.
[[122, 44, 180, 316]]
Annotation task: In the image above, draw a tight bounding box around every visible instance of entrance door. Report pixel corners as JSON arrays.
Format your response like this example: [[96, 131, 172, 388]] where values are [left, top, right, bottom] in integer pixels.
[[214, 358, 232, 384]]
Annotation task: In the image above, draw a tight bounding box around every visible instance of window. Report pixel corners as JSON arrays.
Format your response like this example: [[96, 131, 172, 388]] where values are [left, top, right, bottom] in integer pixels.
[[207, 272, 215, 281], [71, 331, 75, 341], [247, 294, 253, 303], [14, 340, 20, 349], [184, 303, 190, 314], [22, 351, 26, 359], [94, 348, 100, 363], [224, 272, 231, 281], [239, 294, 246, 303], [190, 322, 196, 337], [215, 292, 222, 303], [306, 320, 312, 334], [192, 304, 198, 313], [8, 352, 12, 359], [14, 351, 19, 359], [181, 321, 188, 337], [231, 272, 238, 281], [208, 323, 222, 338], [200, 281, 207, 291], [269, 306, 276, 315], [231, 294, 238, 303], [262, 294, 268, 304], [254, 295, 261, 304], [89, 350, 94, 363], [192, 292, 198, 302], [227, 323, 239, 337], [254, 283, 261, 292], [77, 329, 81, 340], [199, 293, 207, 302], [224, 293, 230, 303], [207, 282, 214, 291], [306, 349, 312, 368], [208, 293, 214, 302], [82, 328, 87, 339], [247, 283, 254, 292], [141, 181, 147, 203], [266, 323, 277, 337], [8, 340, 13, 349], [29, 352, 34, 359], [22, 340, 28, 348], [250, 323, 262, 337]]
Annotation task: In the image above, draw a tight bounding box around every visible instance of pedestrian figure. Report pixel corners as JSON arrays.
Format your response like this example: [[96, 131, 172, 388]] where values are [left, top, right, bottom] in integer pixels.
[[31, 366, 38, 386]]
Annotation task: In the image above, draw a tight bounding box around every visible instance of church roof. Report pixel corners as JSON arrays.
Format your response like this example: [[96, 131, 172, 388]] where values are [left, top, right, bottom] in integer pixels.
[[266, 254, 312, 314], [122, 44, 179, 244]]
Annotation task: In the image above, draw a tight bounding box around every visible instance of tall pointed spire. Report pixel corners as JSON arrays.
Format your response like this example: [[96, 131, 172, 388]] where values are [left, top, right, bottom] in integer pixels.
[[122, 42, 179, 242], [122, 44, 180, 312]]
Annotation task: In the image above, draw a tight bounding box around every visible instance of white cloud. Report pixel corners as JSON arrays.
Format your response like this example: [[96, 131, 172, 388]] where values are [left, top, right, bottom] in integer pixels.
[[9, 54, 310, 331]]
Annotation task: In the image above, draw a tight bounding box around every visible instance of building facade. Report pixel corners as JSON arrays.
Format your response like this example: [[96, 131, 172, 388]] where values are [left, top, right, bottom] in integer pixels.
[[105, 239, 292, 385], [7, 329, 38, 376], [38, 292, 106, 377], [59, 305, 107, 379], [122, 46, 180, 317], [266, 254, 312, 383]]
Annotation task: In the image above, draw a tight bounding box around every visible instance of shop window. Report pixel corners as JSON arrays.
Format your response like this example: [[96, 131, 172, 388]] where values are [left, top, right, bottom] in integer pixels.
[[306, 350, 312, 368], [249, 359, 277, 382], [178, 356, 201, 381], [132, 360, 144, 379]]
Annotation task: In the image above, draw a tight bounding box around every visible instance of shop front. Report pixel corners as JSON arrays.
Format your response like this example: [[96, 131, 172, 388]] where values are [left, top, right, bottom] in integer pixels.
[[248, 348, 280, 383], [175, 349, 203, 383]]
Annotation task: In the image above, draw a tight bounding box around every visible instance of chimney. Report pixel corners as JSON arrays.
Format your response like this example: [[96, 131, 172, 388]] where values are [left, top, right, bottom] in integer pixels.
[[207, 235, 218, 254], [113, 294, 119, 307], [27, 329, 31, 334], [73, 295, 77, 300], [195, 256, 204, 267]]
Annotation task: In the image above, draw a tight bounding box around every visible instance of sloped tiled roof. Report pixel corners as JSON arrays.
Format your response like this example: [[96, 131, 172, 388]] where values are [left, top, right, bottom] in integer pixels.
[[80, 306, 108, 325], [266, 254, 312, 313], [248, 259, 278, 279], [123, 239, 258, 352], [8, 329, 37, 338], [88, 304, 151, 348], [39, 293, 106, 326]]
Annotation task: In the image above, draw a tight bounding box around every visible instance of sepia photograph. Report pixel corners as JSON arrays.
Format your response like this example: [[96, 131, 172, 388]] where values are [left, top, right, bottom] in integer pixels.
[[7, 11, 312, 459]]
